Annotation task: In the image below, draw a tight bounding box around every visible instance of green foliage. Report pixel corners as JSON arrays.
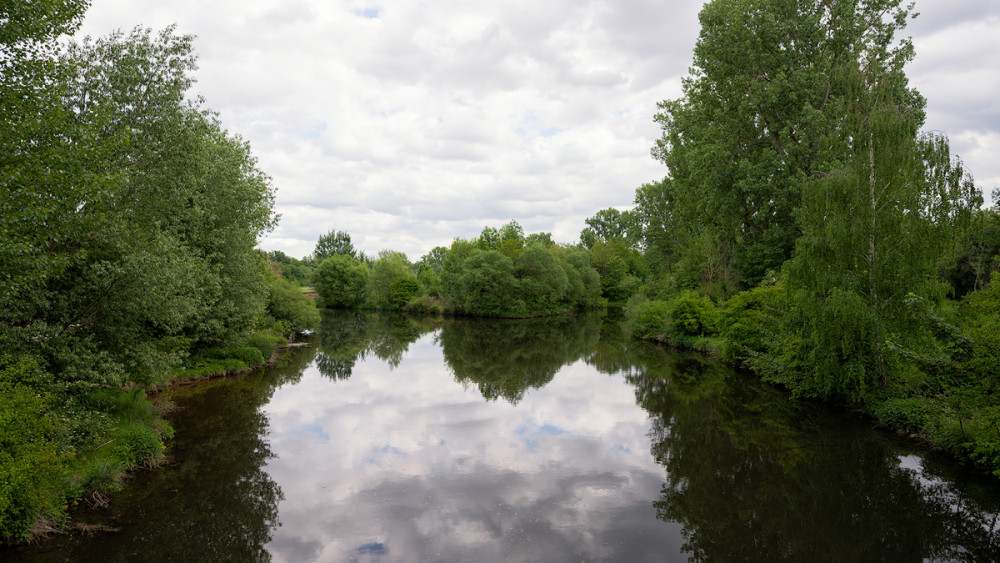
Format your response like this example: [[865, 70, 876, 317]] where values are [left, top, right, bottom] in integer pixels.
[[719, 283, 786, 363], [627, 299, 671, 339], [313, 230, 356, 262], [390, 277, 421, 308], [515, 244, 569, 315], [111, 423, 165, 467], [440, 239, 478, 304], [459, 250, 524, 317], [0, 13, 286, 543], [367, 250, 412, 306], [417, 246, 448, 275], [669, 291, 720, 338], [313, 254, 369, 308], [416, 264, 442, 297], [871, 397, 929, 433], [583, 208, 641, 249], [0, 358, 67, 544], [266, 275, 320, 334]]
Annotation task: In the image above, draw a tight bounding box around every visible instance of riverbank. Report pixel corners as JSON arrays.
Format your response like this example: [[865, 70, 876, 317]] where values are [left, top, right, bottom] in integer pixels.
[[625, 285, 1000, 479], [0, 329, 302, 546]]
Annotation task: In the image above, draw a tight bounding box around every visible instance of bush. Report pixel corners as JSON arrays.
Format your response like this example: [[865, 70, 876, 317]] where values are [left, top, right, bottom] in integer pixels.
[[267, 276, 320, 333], [627, 299, 671, 338], [313, 254, 369, 307], [390, 277, 421, 308], [669, 290, 720, 337], [112, 423, 165, 467], [0, 382, 67, 544], [870, 397, 929, 433]]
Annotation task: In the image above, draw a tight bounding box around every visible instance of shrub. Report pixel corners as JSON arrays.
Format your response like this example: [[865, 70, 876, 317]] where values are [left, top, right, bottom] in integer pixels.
[[390, 277, 421, 308], [668, 290, 720, 337], [870, 397, 929, 433], [266, 276, 320, 333], [313, 254, 369, 307], [627, 299, 671, 339], [232, 346, 265, 368], [112, 423, 165, 467]]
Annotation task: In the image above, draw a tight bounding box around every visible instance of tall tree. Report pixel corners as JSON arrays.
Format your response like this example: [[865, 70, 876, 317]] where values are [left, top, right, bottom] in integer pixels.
[[779, 27, 980, 399], [314, 230, 357, 262], [651, 0, 925, 287]]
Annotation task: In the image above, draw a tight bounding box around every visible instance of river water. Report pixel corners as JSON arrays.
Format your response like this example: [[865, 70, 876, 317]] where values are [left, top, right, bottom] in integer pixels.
[[9, 310, 1000, 562]]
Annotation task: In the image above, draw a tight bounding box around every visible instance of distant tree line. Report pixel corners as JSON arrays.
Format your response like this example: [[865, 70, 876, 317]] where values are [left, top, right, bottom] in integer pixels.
[[308, 222, 617, 317]]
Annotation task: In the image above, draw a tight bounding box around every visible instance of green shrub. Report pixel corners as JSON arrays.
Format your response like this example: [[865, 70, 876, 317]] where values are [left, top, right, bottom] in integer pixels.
[[232, 346, 265, 368], [245, 331, 287, 359], [870, 397, 929, 433], [627, 299, 670, 338], [112, 423, 165, 467], [390, 277, 421, 308], [0, 381, 68, 544], [266, 276, 320, 333], [669, 290, 720, 337]]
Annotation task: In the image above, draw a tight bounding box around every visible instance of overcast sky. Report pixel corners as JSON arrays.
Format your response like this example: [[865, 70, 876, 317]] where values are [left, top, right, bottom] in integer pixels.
[[77, 0, 1000, 260]]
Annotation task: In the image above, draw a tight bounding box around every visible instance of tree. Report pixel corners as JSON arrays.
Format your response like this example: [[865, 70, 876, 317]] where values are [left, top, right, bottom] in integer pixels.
[[477, 220, 525, 260], [366, 250, 412, 305], [515, 243, 569, 315], [313, 254, 369, 308], [779, 45, 980, 399], [266, 275, 320, 333], [314, 230, 356, 262], [583, 208, 640, 249], [459, 251, 523, 317], [418, 246, 448, 275], [651, 0, 924, 288]]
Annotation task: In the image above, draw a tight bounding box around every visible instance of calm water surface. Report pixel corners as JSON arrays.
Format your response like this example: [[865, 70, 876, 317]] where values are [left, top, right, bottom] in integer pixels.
[[9, 310, 1000, 562]]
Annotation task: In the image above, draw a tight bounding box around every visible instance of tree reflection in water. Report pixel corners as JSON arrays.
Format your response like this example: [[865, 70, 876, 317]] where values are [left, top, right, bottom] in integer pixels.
[[626, 349, 1000, 562], [10, 312, 1000, 561], [8, 346, 316, 563], [314, 310, 435, 380], [438, 313, 601, 404]]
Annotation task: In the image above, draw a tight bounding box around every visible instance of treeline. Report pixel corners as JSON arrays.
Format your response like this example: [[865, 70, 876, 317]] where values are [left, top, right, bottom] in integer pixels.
[[1, 3, 317, 544], [303, 221, 645, 317], [617, 0, 1000, 476]]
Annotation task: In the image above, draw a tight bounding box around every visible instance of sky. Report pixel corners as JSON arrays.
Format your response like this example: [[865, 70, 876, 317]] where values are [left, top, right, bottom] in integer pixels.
[[76, 0, 1000, 260]]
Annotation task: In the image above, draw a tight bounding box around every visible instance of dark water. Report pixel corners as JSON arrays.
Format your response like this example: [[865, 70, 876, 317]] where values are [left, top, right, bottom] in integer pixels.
[[8, 310, 1000, 562]]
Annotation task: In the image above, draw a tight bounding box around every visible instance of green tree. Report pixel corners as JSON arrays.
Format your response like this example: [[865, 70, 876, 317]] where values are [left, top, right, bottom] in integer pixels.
[[440, 239, 478, 304], [515, 243, 569, 315], [266, 275, 320, 334], [314, 230, 356, 262], [459, 251, 523, 317], [781, 86, 979, 399], [584, 208, 640, 249], [650, 0, 929, 288], [313, 254, 369, 308], [366, 250, 412, 305], [418, 246, 448, 275]]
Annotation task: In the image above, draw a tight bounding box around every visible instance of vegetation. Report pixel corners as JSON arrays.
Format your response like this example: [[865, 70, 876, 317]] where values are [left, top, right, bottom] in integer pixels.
[[310, 221, 605, 317], [0, 2, 317, 544], [622, 0, 1000, 476], [4, 0, 999, 546]]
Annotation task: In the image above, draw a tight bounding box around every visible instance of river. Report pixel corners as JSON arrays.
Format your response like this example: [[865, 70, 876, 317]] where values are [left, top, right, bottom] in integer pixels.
[[9, 309, 1000, 561]]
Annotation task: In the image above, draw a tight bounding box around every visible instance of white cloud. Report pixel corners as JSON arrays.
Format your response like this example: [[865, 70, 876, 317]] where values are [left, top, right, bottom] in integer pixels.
[[77, 0, 1000, 258]]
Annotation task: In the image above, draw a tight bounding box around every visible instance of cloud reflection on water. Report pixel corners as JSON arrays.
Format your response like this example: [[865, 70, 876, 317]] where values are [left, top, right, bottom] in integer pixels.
[[262, 332, 682, 562]]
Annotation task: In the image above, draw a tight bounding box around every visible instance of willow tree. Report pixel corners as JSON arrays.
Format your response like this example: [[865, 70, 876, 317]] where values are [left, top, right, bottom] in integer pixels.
[[777, 19, 980, 400]]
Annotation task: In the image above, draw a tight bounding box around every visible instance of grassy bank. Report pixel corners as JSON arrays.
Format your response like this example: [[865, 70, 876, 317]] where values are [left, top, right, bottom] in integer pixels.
[[0, 326, 291, 545]]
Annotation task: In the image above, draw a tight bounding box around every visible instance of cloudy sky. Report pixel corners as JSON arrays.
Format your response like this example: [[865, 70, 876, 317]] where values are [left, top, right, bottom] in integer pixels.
[[77, 0, 1000, 260]]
